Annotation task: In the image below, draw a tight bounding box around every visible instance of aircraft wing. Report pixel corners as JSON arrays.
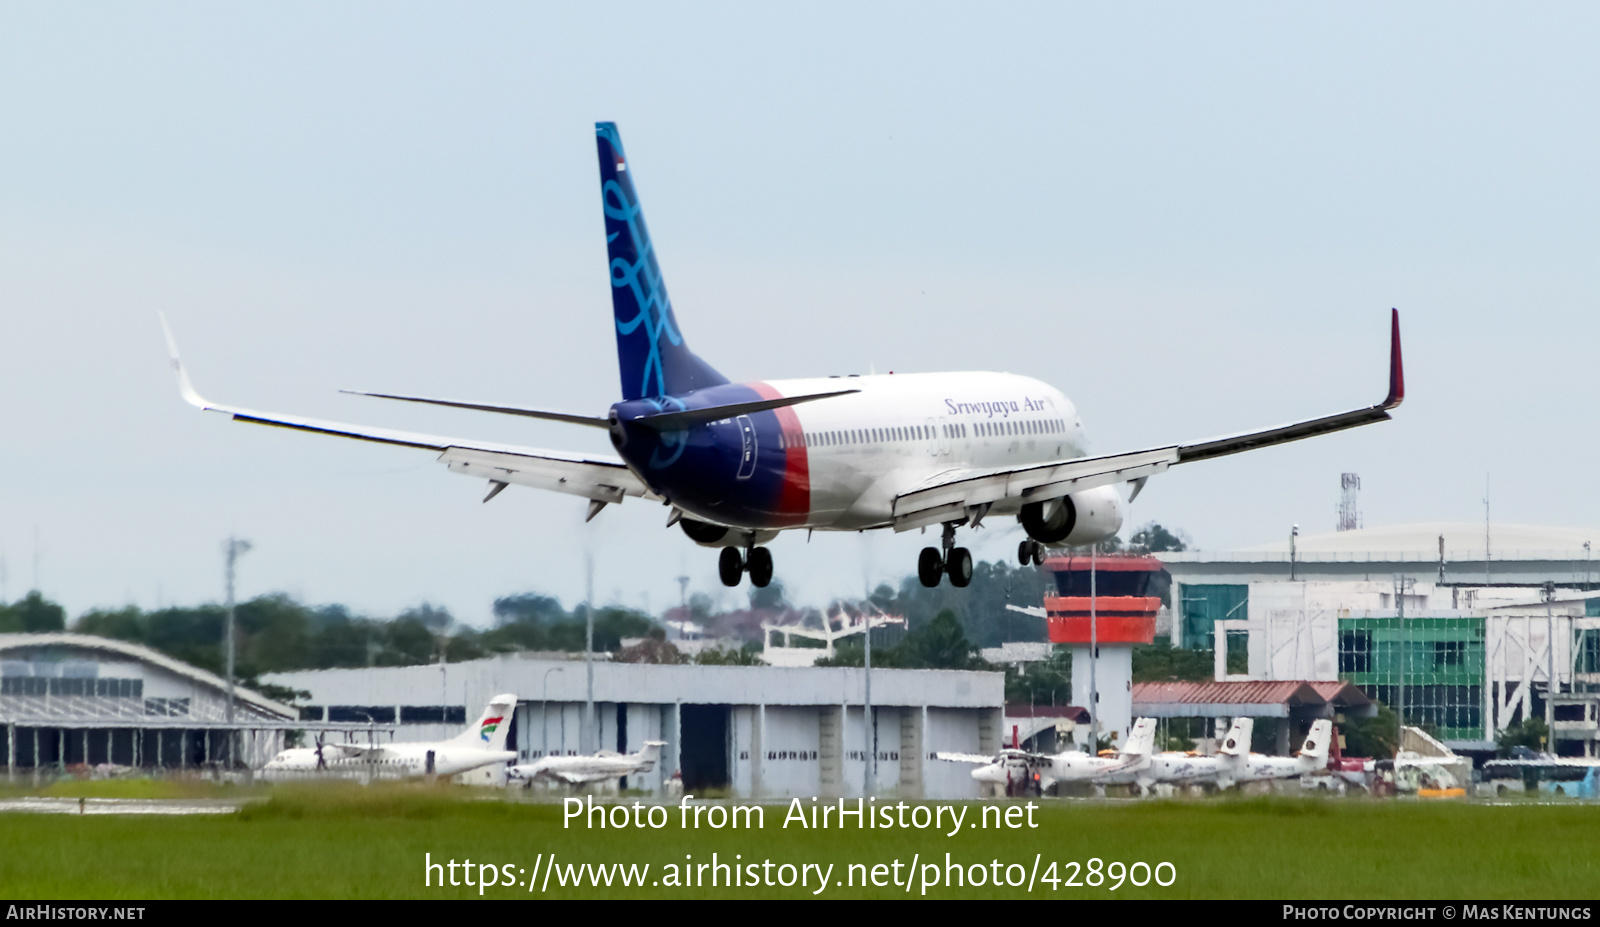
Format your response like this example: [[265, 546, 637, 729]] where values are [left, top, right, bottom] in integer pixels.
[[934, 751, 997, 765], [162, 319, 659, 508], [321, 742, 381, 760], [892, 310, 1403, 531]]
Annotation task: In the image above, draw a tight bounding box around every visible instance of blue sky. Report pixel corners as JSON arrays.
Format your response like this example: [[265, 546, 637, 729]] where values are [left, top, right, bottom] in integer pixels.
[[2, 4, 1596, 623]]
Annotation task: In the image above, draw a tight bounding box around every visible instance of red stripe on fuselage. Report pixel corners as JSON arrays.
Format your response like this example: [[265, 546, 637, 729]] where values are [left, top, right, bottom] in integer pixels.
[[751, 382, 810, 525]]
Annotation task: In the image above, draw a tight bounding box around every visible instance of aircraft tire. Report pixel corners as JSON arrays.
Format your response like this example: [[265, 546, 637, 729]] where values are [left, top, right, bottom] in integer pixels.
[[917, 547, 944, 587], [718, 547, 744, 587], [747, 547, 774, 588], [1018, 540, 1032, 566], [947, 547, 973, 587]]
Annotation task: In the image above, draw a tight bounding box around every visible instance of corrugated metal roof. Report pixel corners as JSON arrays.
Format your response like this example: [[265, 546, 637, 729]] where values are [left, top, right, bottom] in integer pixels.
[[1132, 680, 1323, 707], [1305, 680, 1371, 706], [1005, 704, 1089, 722], [0, 632, 296, 718]]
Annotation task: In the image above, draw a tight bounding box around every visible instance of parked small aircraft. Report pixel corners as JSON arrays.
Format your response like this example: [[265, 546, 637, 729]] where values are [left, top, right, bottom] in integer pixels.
[[938, 718, 1157, 795], [507, 740, 665, 787], [264, 694, 518, 778], [1098, 717, 1252, 794], [1216, 718, 1333, 787]]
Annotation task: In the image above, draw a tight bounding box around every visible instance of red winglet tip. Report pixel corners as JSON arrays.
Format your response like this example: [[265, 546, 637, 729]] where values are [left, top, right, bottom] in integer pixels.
[[1384, 308, 1404, 410]]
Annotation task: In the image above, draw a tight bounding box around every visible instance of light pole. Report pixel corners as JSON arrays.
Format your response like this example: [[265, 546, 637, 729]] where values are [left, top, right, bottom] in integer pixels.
[[223, 537, 252, 724], [541, 666, 565, 759], [1088, 544, 1098, 755], [1290, 524, 1299, 581], [1543, 581, 1557, 733], [583, 553, 595, 756], [1394, 575, 1413, 756]]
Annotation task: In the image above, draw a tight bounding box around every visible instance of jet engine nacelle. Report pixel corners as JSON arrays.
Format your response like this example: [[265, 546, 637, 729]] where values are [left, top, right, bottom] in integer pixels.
[[680, 517, 730, 546], [680, 518, 778, 549], [1018, 484, 1124, 548]]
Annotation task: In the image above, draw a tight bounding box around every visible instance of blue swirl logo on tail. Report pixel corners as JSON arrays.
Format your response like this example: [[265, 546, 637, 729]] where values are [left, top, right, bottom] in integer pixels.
[[604, 177, 682, 400], [596, 122, 727, 401]]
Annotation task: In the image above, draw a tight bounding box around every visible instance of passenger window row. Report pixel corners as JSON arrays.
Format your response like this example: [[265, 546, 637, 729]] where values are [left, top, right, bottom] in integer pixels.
[[774, 418, 1067, 450]]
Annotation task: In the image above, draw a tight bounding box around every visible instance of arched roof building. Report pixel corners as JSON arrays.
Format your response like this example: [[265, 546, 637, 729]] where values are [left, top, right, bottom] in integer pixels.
[[0, 632, 297, 774]]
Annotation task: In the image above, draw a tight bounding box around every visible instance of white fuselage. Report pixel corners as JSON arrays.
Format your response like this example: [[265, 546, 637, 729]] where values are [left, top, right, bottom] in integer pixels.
[[1101, 753, 1229, 790], [1229, 753, 1317, 784], [702, 370, 1122, 536], [264, 744, 516, 778], [974, 752, 1140, 793], [509, 750, 658, 785], [783, 372, 1084, 529]]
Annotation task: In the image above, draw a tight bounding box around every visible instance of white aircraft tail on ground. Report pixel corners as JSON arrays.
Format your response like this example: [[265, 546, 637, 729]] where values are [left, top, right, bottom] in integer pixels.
[[1223, 719, 1334, 788]]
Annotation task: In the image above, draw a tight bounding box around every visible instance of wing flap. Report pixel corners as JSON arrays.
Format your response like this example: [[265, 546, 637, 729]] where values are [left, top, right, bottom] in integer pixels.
[[442, 448, 656, 504], [892, 449, 1177, 531]]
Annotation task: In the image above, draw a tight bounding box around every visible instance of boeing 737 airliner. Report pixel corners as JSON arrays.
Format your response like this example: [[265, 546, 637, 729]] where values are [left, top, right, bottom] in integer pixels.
[[164, 122, 1404, 589]]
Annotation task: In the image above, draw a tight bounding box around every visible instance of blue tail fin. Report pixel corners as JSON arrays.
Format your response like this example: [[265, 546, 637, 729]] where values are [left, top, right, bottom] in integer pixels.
[[596, 122, 727, 400]]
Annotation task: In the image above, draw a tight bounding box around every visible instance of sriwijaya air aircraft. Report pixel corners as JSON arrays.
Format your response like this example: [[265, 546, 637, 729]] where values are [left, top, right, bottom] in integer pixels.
[[164, 122, 1404, 590]]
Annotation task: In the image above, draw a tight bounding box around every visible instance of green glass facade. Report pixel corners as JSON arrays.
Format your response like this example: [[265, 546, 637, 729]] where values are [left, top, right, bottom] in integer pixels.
[[1337, 615, 1487, 742], [1178, 584, 1248, 650]]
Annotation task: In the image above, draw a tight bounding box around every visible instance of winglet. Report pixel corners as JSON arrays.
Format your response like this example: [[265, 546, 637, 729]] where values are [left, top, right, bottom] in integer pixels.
[[1382, 308, 1404, 410], [158, 314, 212, 410]]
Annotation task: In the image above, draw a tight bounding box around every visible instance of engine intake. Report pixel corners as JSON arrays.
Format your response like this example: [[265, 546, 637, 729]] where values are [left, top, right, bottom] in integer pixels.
[[679, 518, 730, 546]]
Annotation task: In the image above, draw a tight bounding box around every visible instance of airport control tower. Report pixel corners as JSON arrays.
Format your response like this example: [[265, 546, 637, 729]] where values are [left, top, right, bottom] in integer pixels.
[[1041, 555, 1166, 747]]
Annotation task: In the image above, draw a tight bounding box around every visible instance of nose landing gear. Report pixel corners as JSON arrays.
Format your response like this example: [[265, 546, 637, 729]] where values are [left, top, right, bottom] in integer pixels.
[[718, 545, 774, 588], [918, 522, 973, 588]]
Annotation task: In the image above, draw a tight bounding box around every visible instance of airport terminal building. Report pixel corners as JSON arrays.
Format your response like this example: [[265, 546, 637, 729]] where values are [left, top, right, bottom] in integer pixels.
[[0, 632, 298, 774], [1161, 523, 1600, 754], [266, 657, 1006, 799]]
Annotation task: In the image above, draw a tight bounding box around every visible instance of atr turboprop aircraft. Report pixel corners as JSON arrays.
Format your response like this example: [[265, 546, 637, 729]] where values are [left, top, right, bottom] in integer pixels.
[[163, 122, 1405, 589], [263, 694, 517, 777]]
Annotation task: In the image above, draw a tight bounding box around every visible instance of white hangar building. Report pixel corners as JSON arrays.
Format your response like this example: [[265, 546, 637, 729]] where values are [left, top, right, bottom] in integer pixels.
[[265, 656, 1006, 799], [1, 633, 298, 774]]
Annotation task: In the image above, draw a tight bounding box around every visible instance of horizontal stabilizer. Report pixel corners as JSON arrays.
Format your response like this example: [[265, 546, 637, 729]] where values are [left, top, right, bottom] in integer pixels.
[[341, 390, 611, 429], [628, 389, 859, 430]]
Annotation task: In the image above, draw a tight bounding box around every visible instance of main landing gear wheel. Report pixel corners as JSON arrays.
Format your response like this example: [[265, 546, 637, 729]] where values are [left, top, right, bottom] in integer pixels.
[[946, 547, 973, 587], [718, 547, 743, 587], [917, 547, 944, 587], [746, 547, 774, 588], [1018, 539, 1046, 566]]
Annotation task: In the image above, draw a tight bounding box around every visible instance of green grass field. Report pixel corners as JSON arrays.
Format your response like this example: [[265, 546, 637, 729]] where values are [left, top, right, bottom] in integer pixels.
[[1, 784, 1596, 899]]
